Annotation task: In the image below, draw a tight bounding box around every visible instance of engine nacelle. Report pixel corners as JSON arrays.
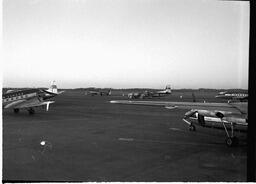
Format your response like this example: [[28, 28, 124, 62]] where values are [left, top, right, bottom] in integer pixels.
[[215, 111, 224, 119]]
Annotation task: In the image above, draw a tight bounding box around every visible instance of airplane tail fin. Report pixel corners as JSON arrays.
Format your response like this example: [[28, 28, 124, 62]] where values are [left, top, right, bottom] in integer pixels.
[[165, 85, 171, 93], [47, 81, 58, 94], [46, 81, 64, 95], [108, 90, 112, 96]]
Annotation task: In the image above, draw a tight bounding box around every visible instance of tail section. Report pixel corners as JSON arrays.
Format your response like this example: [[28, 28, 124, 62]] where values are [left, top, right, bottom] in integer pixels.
[[46, 81, 64, 95], [47, 81, 58, 94], [165, 85, 171, 93]]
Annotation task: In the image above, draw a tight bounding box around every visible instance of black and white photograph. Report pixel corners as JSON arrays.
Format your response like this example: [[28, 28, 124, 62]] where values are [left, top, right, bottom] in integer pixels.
[[2, 0, 252, 182]]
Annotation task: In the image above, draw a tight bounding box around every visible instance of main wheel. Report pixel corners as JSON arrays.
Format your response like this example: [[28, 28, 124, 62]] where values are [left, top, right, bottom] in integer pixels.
[[189, 125, 196, 131], [226, 137, 239, 147], [226, 137, 233, 147], [28, 108, 35, 115], [14, 108, 19, 113]]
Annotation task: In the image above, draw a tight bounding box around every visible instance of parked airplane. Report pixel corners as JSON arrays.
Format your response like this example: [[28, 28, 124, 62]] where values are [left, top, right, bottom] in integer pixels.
[[128, 85, 171, 99], [154, 85, 172, 96], [85, 89, 111, 96], [45, 81, 65, 95], [2, 81, 64, 114], [110, 100, 247, 147], [215, 90, 248, 101]]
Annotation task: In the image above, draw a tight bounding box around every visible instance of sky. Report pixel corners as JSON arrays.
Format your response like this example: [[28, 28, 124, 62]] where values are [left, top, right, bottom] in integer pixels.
[[2, 0, 249, 89]]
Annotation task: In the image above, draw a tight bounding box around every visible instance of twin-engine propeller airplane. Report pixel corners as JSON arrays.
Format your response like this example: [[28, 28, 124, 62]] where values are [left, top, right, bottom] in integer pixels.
[[2, 81, 64, 114], [110, 100, 247, 147], [127, 85, 172, 99], [85, 89, 111, 96]]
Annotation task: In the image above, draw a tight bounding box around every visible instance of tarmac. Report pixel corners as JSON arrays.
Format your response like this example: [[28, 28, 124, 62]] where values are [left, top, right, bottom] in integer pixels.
[[3, 90, 247, 181]]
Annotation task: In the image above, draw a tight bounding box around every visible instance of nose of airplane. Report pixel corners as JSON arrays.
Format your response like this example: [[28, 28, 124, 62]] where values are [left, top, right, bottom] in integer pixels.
[[184, 110, 197, 118]]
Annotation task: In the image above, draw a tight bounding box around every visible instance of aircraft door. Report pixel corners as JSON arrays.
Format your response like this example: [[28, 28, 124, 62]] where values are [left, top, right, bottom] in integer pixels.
[[197, 114, 205, 126]]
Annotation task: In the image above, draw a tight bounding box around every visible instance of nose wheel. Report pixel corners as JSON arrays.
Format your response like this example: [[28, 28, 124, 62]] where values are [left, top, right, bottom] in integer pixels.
[[226, 137, 239, 147], [182, 117, 196, 132], [222, 120, 239, 147], [28, 108, 35, 115], [14, 108, 20, 113], [189, 124, 196, 131]]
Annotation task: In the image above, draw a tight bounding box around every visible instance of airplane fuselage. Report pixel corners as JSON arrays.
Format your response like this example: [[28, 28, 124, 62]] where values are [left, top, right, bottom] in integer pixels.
[[85, 90, 111, 96], [2, 89, 56, 108], [215, 92, 248, 101], [3, 89, 39, 106], [186, 112, 247, 132]]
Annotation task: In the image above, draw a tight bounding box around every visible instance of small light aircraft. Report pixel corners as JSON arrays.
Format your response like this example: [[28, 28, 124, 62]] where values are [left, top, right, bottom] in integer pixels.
[[85, 89, 111, 96], [2, 81, 64, 114], [127, 85, 171, 99], [110, 100, 247, 147]]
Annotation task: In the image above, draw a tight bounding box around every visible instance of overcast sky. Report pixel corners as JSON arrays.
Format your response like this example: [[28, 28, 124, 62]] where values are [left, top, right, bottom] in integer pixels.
[[3, 0, 249, 89]]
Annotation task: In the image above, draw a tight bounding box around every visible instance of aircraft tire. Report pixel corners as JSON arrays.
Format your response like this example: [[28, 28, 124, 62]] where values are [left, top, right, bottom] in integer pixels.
[[14, 108, 19, 113], [189, 125, 196, 131], [226, 138, 233, 147], [28, 108, 35, 115], [13, 109, 20, 114], [226, 137, 239, 147]]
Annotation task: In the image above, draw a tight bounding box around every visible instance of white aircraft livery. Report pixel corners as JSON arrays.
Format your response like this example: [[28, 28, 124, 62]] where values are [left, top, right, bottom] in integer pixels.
[[2, 81, 64, 114]]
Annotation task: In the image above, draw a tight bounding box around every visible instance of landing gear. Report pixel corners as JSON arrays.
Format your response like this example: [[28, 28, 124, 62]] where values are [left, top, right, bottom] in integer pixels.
[[28, 108, 35, 115], [189, 124, 196, 131], [222, 120, 239, 147], [182, 117, 196, 131], [225, 137, 239, 147], [13, 108, 19, 113]]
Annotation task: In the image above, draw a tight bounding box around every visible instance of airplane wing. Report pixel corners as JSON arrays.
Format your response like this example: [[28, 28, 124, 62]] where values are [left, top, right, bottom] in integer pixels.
[[6, 89, 16, 94], [16, 101, 55, 111], [3, 99, 27, 109], [110, 100, 247, 115], [5, 97, 55, 111]]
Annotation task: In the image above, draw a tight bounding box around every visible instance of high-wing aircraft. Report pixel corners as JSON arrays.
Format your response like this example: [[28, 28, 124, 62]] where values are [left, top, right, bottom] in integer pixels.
[[127, 85, 171, 99], [215, 90, 248, 101], [85, 89, 111, 96], [110, 100, 247, 147], [2, 81, 64, 114]]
